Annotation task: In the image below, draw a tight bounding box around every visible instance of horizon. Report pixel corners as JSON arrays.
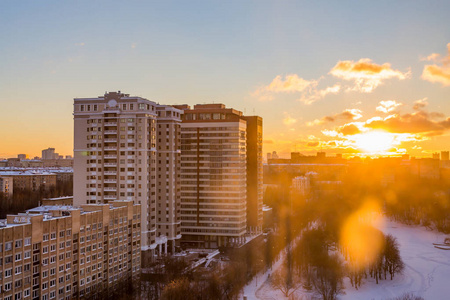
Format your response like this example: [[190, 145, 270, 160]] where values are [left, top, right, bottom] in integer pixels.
[[1, 1, 450, 158]]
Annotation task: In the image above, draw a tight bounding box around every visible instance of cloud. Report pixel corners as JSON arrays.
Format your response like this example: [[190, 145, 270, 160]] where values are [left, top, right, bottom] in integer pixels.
[[75, 42, 85, 47], [337, 123, 363, 135], [412, 98, 428, 110], [131, 43, 137, 49], [299, 84, 341, 105], [376, 100, 402, 113], [421, 43, 450, 86], [283, 113, 297, 126], [421, 53, 441, 62], [252, 74, 340, 104], [365, 112, 450, 134], [307, 142, 319, 147], [422, 65, 450, 86], [266, 74, 317, 93], [329, 58, 410, 92], [307, 109, 362, 126]]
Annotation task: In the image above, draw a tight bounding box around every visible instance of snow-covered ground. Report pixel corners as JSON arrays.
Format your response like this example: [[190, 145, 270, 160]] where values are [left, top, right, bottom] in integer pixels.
[[251, 220, 450, 300]]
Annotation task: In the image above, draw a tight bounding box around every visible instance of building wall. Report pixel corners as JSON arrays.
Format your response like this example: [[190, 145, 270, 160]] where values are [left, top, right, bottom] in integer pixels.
[[243, 116, 263, 233], [0, 177, 13, 197], [0, 201, 140, 300]]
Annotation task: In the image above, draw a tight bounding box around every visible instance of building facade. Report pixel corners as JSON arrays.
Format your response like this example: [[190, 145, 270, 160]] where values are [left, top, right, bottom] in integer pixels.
[[0, 200, 141, 300], [175, 104, 262, 248], [73, 92, 182, 256], [0, 177, 13, 197]]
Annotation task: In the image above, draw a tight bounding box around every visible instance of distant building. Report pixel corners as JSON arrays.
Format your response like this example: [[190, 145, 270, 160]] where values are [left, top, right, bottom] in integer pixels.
[[272, 151, 279, 159], [291, 176, 311, 195], [0, 171, 57, 191], [432, 152, 440, 160], [441, 151, 449, 161], [267, 152, 272, 161], [42, 147, 57, 160], [317, 152, 326, 159], [0, 176, 13, 197], [17, 154, 28, 160], [0, 200, 141, 300], [402, 154, 410, 161]]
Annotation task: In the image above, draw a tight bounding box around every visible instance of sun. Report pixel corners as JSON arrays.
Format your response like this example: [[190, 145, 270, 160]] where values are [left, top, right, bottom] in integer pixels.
[[352, 131, 395, 153]]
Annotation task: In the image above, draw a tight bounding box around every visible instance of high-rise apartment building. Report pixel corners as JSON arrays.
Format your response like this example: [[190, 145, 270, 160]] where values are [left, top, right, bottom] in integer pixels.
[[0, 200, 141, 300], [73, 92, 182, 257], [242, 116, 263, 234], [441, 151, 449, 161], [174, 104, 262, 248], [42, 148, 57, 160]]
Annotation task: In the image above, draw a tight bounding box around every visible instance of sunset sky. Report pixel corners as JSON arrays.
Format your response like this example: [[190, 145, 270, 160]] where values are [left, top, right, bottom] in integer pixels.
[[1, 1, 450, 158]]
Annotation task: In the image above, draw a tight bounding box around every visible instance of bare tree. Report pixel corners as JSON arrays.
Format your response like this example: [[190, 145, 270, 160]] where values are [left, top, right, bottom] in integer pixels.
[[271, 266, 302, 298]]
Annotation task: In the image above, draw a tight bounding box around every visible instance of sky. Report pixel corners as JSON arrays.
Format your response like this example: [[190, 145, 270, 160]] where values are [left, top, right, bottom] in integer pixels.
[[1, 1, 450, 158]]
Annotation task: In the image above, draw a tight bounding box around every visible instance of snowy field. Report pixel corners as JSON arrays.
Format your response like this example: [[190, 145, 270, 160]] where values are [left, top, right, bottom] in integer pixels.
[[252, 220, 450, 300]]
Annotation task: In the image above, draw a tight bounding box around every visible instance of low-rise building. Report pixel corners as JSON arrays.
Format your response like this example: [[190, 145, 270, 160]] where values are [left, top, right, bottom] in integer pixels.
[[0, 200, 141, 300]]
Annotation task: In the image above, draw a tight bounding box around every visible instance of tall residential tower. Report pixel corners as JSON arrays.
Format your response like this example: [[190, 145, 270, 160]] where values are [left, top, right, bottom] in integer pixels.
[[174, 104, 263, 248], [73, 92, 182, 256]]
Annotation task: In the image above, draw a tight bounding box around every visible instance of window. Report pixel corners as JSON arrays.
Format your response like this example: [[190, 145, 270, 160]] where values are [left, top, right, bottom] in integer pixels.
[[50, 233, 56, 240], [42, 282, 48, 290], [50, 244, 56, 252], [5, 268, 12, 277], [15, 266, 22, 275], [50, 256, 56, 263], [43, 246, 48, 253], [5, 282, 12, 291], [24, 238, 31, 246], [15, 253, 21, 261], [5, 242, 12, 251], [24, 289, 30, 297]]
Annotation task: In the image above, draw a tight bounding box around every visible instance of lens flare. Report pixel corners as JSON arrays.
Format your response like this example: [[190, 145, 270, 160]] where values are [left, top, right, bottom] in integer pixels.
[[340, 200, 385, 270]]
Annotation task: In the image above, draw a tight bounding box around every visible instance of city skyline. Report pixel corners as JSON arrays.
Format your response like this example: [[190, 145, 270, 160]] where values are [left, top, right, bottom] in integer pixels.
[[1, 1, 450, 158]]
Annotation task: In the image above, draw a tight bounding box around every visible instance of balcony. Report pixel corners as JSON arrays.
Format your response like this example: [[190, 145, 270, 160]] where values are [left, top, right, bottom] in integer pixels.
[[104, 187, 117, 192], [104, 195, 116, 200], [104, 130, 117, 134], [104, 122, 117, 126], [104, 171, 117, 175], [104, 155, 117, 159], [104, 139, 117, 143], [104, 179, 117, 183], [104, 163, 117, 167]]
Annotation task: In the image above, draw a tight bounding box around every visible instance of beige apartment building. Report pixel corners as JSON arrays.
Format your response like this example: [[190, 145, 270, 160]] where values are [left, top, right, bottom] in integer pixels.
[[0, 172, 57, 192], [73, 92, 182, 257], [0, 200, 141, 300], [174, 104, 263, 248]]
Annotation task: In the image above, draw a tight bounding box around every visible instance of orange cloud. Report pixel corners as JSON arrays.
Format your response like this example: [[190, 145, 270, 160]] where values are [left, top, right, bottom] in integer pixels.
[[338, 123, 363, 135], [307, 109, 362, 126], [252, 74, 340, 104], [421, 43, 450, 86], [376, 100, 402, 113], [330, 58, 410, 92]]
